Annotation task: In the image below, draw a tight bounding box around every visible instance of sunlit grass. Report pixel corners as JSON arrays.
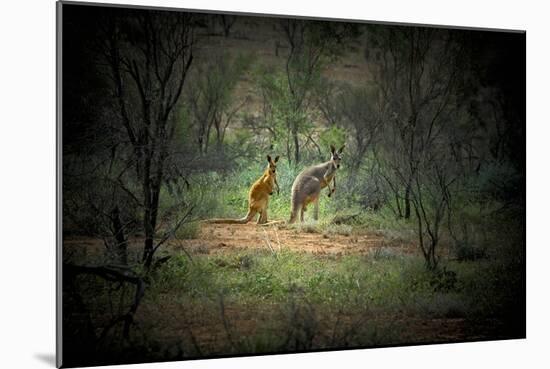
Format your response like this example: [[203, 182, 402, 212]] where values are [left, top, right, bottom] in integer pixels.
[[148, 247, 520, 322]]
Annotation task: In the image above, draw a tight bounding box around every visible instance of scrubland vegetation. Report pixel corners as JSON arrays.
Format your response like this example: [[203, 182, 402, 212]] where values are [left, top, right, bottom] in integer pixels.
[[61, 4, 524, 367]]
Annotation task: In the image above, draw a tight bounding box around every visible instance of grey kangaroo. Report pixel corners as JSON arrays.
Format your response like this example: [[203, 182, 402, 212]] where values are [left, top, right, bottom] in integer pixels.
[[289, 144, 345, 223]]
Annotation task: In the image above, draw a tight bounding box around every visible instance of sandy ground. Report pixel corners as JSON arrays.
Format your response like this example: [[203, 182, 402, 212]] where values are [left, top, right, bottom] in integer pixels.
[[64, 222, 417, 261], [173, 222, 416, 257], [63, 224, 513, 359]]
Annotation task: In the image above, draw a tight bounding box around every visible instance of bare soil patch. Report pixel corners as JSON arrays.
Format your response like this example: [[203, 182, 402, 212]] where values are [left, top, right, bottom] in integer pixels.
[[64, 222, 418, 261], [175, 222, 416, 257]]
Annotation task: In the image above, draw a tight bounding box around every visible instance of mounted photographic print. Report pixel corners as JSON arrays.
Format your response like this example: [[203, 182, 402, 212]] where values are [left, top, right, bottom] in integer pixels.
[[57, 1, 526, 367]]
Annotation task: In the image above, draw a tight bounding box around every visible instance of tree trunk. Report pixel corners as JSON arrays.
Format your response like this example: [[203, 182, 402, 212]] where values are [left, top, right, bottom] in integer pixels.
[[143, 170, 163, 269], [404, 181, 412, 219], [286, 133, 292, 166], [141, 152, 154, 266], [215, 117, 223, 152], [394, 192, 403, 218], [142, 211, 154, 266], [110, 206, 128, 265], [293, 125, 300, 165]]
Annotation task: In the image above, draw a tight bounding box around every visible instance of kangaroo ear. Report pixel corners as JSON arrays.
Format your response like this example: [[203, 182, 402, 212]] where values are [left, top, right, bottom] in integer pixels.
[[267, 155, 272, 163], [330, 145, 336, 154], [274, 155, 280, 163], [338, 145, 345, 153]]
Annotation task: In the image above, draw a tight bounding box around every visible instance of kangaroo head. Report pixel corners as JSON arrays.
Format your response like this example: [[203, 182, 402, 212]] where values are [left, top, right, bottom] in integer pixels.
[[330, 145, 345, 169], [266, 155, 279, 175]]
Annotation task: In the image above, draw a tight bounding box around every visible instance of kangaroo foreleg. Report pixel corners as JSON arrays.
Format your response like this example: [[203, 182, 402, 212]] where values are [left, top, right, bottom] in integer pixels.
[[326, 176, 337, 197], [275, 177, 280, 195], [323, 169, 335, 197]]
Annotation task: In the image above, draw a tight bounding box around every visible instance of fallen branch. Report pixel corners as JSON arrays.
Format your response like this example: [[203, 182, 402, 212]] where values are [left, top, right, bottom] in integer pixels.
[[262, 229, 276, 256], [64, 263, 145, 340], [274, 228, 283, 252]]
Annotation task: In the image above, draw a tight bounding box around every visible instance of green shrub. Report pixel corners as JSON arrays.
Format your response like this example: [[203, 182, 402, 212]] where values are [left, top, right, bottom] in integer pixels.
[[175, 221, 200, 239], [454, 241, 487, 261]]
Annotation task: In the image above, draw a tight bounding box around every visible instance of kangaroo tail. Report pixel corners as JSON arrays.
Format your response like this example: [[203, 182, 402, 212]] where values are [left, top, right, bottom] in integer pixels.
[[204, 218, 248, 224], [204, 209, 255, 224]]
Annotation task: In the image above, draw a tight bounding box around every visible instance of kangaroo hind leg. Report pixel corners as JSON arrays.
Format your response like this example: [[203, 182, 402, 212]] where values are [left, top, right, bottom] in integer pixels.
[[289, 203, 300, 224], [242, 208, 257, 223], [313, 196, 319, 221], [258, 208, 268, 224]]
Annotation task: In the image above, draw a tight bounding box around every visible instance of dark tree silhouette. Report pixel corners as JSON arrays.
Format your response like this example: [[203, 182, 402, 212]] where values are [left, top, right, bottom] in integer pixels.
[[98, 10, 196, 267], [278, 19, 359, 165]]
